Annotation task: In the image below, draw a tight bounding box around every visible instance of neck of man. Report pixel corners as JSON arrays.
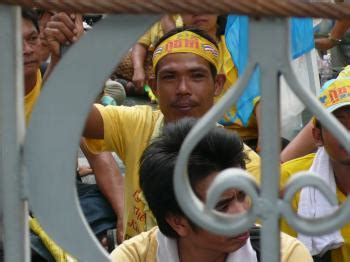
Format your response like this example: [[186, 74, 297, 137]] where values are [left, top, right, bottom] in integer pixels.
[[177, 239, 227, 262], [333, 162, 350, 195], [24, 73, 37, 96]]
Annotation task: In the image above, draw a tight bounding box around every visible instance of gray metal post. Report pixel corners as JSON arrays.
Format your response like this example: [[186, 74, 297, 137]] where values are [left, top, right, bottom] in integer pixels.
[[250, 17, 285, 262], [174, 16, 350, 262], [0, 5, 29, 262]]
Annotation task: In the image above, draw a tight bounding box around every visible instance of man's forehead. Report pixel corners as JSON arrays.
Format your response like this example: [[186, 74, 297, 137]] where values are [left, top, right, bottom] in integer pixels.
[[333, 105, 350, 116], [157, 53, 211, 72], [22, 18, 38, 34]]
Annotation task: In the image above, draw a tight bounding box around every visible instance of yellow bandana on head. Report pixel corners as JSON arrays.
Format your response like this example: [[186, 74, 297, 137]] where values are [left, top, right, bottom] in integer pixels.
[[152, 30, 219, 71]]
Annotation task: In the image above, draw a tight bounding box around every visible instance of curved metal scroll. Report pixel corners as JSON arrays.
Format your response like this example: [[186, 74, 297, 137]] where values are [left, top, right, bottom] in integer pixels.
[[279, 62, 350, 235], [174, 63, 258, 236], [282, 63, 350, 154], [25, 15, 158, 261], [173, 17, 350, 262], [280, 172, 350, 235]]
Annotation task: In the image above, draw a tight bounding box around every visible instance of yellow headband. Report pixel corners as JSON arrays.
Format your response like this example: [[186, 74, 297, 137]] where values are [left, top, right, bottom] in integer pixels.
[[152, 31, 219, 71]]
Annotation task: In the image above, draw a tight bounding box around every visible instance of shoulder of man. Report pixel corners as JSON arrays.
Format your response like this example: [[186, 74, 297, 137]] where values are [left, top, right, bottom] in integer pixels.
[[110, 227, 158, 262], [250, 227, 312, 262], [280, 232, 313, 261]]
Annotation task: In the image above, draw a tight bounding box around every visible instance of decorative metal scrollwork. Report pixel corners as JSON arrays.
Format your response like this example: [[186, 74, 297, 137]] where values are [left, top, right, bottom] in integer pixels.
[[24, 15, 159, 261], [174, 17, 350, 262]]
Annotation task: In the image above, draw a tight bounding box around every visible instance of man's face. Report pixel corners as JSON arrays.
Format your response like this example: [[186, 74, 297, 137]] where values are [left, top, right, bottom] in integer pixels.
[[153, 53, 223, 122], [184, 172, 250, 254], [22, 18, 40, 78], [313, 106, 350, 165]]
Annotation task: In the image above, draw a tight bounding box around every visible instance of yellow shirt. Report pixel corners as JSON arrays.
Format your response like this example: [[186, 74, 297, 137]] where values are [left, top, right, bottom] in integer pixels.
[[110, 226, 312, 262], [85, 105, 261, 239], [280, 153, 350, 262], [138, 15, 183, 51], [24, 70, 42, 125], [215, 36, 259, 140]]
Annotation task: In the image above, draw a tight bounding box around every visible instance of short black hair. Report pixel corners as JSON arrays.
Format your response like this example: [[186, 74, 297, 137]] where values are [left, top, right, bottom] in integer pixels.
[[153, 26, 218, 77], [22, 8, 39, 32], [216, 15, 227, 37], [139, 118, 248, 238], [314, 118, 321, 129]]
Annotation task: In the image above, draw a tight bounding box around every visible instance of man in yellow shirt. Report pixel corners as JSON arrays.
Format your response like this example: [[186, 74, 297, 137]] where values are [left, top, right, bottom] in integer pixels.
[[22, 9, 43, 124], [75, 28, 261, 239], [280, 76, 350, 261], [111, 118, 311, 261]]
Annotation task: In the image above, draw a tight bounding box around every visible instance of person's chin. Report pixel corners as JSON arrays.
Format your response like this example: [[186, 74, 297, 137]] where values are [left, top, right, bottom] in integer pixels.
[[24, 64, 39, 77], [227, 232, 249, 248]]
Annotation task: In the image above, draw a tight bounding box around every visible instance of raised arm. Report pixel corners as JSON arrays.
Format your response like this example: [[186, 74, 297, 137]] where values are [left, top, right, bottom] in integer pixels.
[[131, 43, 148, 91], [43, 12, 83, 82], [43, 13, 105, 139], [254, 101, 262, 152], [83, 105, 105, 139], [316, 20, 350, 51], [160, 14, 177, 34], [280, 121, 316, 163]]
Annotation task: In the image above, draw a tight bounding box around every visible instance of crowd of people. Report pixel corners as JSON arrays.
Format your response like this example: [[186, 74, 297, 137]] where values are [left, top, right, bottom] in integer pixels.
[[11, 6, 350, 262]]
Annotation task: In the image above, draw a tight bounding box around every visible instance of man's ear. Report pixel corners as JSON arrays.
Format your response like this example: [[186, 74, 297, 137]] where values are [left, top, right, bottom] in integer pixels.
[[165, 214, 191, 237], [214, 74, 225, 97], [312, 126, 323, 147], [149, 78, 158, 97]]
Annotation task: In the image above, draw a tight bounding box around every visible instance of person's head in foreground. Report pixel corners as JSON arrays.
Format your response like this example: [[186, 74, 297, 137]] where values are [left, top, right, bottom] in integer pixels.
[[151, 27, 225, 123], [313, 76, 350, 166], [110, 118, 312, 261], [140, 118, 250, 260]]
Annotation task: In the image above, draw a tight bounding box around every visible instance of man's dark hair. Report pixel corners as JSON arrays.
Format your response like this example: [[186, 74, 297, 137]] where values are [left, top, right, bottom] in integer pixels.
[[314, 119, 321, 129], [22, 8, 39, 32], [139, 118, 248, 238], [153, 26, 218, 77], [216, 15, 227, 37]]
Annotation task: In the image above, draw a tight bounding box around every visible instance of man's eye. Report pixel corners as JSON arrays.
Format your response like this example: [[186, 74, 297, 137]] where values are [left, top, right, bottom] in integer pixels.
[[237, 191, 246, 202], [215, 203, 228, 212], [161, 74, 175, 80], [214, 200, 230, 212], [192, 73, 205, 79], [29, 35, 38, 43]]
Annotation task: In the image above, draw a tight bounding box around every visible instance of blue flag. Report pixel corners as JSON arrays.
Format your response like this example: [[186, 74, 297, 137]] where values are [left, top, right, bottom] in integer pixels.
[[224, 16, 314, 126]]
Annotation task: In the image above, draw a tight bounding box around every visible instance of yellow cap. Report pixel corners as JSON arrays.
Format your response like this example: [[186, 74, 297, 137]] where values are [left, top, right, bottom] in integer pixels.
[[319, 78, 350, 113]]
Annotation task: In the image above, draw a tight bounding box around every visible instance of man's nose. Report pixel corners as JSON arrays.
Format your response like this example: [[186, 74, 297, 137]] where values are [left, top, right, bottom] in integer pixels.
[[23, 41, 34, 55], [177, 77, 191, 95], [227, 201, 247, 215]]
